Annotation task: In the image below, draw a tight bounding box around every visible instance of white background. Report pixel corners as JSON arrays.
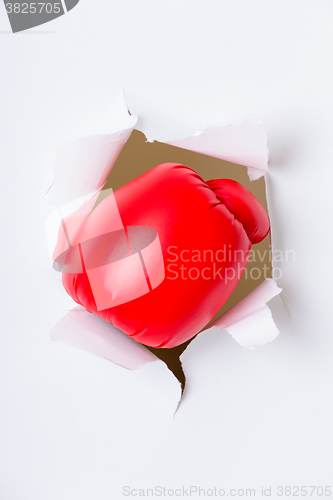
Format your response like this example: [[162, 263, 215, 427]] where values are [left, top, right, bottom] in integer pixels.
[[1, 1, 333, 499]]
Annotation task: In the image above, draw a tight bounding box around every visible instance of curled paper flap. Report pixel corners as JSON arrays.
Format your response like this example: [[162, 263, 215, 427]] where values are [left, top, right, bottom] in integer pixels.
[[45, 93, 137, 206], [45, 128, 137, 206], [166, 121, 268, 181], [207, 279, 282, 348], [51, 307, 159, 370]]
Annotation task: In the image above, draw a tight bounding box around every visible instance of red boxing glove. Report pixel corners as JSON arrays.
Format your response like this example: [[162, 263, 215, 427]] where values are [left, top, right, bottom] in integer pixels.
[[60, 163, 270, 348]]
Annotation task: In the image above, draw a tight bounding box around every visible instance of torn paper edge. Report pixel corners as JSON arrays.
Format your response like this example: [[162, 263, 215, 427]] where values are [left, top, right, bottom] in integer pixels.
[[165, 120, 269, 181], [44, 89, 138, 207], [51, 306, 159, 370], [207, 278, 282, 348], [45, 90, 281, 373]]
